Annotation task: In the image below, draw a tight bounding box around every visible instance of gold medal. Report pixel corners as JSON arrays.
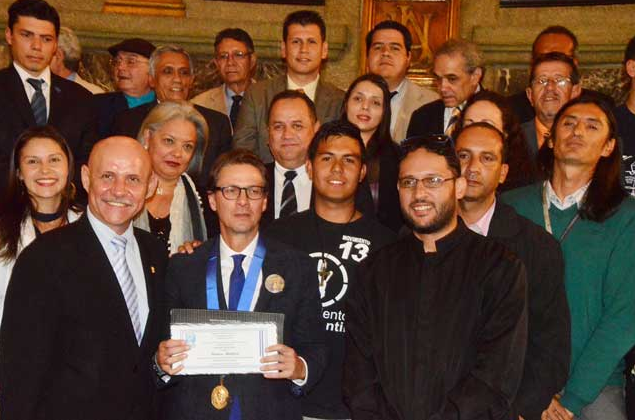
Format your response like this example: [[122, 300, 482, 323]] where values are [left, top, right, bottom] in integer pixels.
[[265, 274, 285, 293], [211, 377, 230, 410]]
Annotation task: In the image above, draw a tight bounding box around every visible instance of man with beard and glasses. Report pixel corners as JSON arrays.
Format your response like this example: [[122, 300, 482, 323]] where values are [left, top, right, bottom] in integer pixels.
[[343, 135, 528, 420], [455, 122, 569, 420]]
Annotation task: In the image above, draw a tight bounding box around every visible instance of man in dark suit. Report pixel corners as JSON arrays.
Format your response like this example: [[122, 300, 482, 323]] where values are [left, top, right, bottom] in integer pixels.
[[454, 122, 569, 420], [407, 39, 483, 139], [93, 37, 156, 138], [509, 26, 615, 124], [521, 52, 581, 158], [0, 136, 168, 420], [233, 10, 344, 163], [0, 0, 96, 193], [156, 149, 327, 420], [111, 44, 232, 187]]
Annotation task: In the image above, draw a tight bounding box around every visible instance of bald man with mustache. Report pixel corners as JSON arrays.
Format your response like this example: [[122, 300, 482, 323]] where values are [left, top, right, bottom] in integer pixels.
[[0, 137, 169, 420]]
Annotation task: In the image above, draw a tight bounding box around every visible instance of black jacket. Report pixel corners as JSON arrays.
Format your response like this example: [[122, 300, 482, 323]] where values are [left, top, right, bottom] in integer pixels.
[[406, 99, 445, 139]]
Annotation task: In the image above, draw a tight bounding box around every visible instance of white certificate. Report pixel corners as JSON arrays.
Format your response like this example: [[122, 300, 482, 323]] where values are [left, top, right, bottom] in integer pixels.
[[171, 322, 279, 375]]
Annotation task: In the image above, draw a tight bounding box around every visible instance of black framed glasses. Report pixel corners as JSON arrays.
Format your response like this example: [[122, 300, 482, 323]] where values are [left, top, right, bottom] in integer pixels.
[[212, 185, 266, 200]]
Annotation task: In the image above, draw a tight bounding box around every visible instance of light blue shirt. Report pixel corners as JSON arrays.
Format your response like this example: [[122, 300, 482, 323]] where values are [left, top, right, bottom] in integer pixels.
[[224, 84, 245, 116], [87, 207, 150, 336]]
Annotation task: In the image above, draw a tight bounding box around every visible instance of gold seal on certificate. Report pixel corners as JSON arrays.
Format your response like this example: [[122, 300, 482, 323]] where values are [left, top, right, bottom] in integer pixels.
[[211, 381, 230, 410], [265, 274, 285, 293]]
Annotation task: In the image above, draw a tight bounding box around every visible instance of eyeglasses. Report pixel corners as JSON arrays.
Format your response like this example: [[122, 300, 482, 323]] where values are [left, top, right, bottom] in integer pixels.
[[212, 185, 266, 200], [398, 176, 456, 190], [110, 56, 149, 68], [216, 51, 251, 62], [531, 76, 572, 88]]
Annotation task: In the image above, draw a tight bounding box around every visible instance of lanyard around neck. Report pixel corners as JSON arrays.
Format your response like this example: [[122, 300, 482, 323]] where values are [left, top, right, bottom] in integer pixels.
[[541, 181, 581, 243]]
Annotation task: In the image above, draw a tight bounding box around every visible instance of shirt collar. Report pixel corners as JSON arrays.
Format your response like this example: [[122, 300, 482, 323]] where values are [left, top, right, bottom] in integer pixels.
[[86, 206, 135, 243], [274, 160, 307, 176], [13, 62, 51, 87], [390, 78, 407, 101], [534, 117, 550, 146], [219, 232, 259, 260], [466, 199, 496, 237], [545, 180, 590, 210], [286, 74, 320, 101]]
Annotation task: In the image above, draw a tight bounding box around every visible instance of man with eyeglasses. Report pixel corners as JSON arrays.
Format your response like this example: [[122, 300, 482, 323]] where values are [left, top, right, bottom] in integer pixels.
[[343, 135, 527, 420], [192, 28, 257, 132], [155, 149, 327, 420], [233, 10, 344, 163], [455, 122, 569, 420], [407, 39, 484, 140], [110, 45, 233, 188], [0, 0, 98, 195], [93, 37, 156, 138], [522, 52, 581, 158]]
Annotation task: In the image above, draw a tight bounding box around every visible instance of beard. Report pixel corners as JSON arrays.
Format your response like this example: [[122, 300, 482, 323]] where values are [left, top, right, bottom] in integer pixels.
[[402, 198, 456, 235]]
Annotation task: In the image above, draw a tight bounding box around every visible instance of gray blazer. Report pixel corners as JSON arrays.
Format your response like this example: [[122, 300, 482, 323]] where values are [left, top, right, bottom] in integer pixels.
[[232, 74, 345, 163], [392, 78, 438, 143]]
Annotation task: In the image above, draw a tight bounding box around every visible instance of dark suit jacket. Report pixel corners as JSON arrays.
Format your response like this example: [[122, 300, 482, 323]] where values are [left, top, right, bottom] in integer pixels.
[[0, 65, 97, 193], [488, 201, 570, 420], [406, 98, 445, 139], [110, 100, 233, 187], [261, 162, 314, 229], [159, 235, 327, 420], [233, 74, 345, 163], [93, 91, 130, 139], [521, 119, 539, 158], [0, 215, 168, 420]]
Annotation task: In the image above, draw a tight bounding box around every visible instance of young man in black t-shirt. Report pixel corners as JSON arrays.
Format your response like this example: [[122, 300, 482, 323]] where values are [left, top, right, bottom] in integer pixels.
[[267, 121, 396, 420], [616, 35, 635, 197]]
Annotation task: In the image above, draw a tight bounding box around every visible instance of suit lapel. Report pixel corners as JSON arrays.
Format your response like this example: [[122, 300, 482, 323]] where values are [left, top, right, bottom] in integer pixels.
[[48, 75, 63, 125], [7, 66, 37, 126], [254, 247, 279, 312], [212, 87, 228, 114], [314, 80, 332, 122]]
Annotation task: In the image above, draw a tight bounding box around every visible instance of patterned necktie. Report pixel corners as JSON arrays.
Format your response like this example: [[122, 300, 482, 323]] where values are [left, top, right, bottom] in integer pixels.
[[445, 106, 461, 137], [111, 236, 143, 345], [228, 254, 246, 311], [27, 78, 47, 126], [279, 170, 298, 218], [228, 253, 246, 420], [229, 94, 243, 130]]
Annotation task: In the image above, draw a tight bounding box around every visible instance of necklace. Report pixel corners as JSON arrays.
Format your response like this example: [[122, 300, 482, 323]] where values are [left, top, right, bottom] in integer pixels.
[[32, 209, 64, 223], [314, 206, 357, 288]]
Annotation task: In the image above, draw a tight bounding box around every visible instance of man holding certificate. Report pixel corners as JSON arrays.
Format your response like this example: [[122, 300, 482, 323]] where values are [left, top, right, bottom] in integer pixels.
[[156, 149, 327, 420]]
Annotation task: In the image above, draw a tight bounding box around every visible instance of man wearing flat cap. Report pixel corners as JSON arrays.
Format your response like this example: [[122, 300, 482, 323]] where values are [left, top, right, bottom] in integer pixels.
[[93, 37, 156, 138]]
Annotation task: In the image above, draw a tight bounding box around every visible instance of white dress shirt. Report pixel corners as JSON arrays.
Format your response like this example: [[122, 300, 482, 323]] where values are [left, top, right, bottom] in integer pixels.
[[443, 85, 481, 131], [287, 74, 319, 102], [389, 78, 407, 134], [274, 161, 312, 218], [13, 62, 51, 120], [545, 180, 590, 210], [87, 207, 150, 335]]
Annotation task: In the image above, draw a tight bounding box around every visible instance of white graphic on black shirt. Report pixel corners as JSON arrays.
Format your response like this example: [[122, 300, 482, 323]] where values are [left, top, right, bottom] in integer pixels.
[[310, 252, 348, 308], [624, 159, 635, 197]]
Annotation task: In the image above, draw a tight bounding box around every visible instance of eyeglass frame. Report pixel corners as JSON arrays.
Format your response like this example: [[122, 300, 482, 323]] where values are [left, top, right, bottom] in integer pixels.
[[215, 51, 252, 62], [531, 76, 573, 89], [210, 185, 267, 200], [398, 176, 457, 190]]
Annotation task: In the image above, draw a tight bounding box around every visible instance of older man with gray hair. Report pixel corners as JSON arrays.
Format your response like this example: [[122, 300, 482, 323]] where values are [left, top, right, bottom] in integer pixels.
[[111, 44, 232, 187], [407, 38, 484, 139], [50, 26, 104, 94]]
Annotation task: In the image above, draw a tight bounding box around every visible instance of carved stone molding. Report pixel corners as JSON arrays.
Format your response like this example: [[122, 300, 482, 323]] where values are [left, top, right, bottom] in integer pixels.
[[103, 0, 186, 17]]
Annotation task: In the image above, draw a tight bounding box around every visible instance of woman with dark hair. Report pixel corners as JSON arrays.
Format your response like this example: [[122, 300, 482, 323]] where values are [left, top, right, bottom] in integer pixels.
[[504, 96, 635, 420], [342, 73, 402, 231], [457, 90, 538, 191], [0, 126, 82, 324], [135, 101, 211, 254]]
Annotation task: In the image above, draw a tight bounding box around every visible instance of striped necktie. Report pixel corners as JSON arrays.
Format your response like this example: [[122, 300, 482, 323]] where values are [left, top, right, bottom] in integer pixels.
[[111, 236, 143, 345], [279, 170, 298, 218], [445, 106, 461, 138], [27, 78, 47, 126]]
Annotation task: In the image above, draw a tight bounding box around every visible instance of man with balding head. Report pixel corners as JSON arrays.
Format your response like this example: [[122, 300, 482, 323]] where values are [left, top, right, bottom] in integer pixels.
[[0, 136, 168, 420]]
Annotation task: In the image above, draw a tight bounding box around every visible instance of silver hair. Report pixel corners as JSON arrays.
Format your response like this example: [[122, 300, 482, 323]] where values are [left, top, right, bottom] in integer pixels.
[[137, 101, 209, 178], [148, 45, 194, 78], [57, 26, 82, 72], [435, 38, 484, 74]]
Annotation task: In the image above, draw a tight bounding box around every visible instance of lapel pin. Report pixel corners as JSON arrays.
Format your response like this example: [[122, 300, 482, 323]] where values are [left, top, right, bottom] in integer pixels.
[[264, 274, 285, 294], [150, 266, 156, 274]]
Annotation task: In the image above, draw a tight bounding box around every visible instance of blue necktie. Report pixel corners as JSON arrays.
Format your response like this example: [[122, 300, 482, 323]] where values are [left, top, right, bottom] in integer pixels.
[[27, 78, 47, 126], [228, 254, 246, 420]]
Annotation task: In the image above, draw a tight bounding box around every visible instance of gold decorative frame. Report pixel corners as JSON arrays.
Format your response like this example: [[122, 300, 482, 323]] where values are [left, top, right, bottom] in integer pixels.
[[103, 0, 186, 17], [361, 0, 460, 87]]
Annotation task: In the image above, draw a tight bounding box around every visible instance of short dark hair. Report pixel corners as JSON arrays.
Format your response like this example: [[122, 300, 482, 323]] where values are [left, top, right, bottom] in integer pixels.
[[538, 95, 626, 222], [308, 120, 367, 163], [283, 10, 326, 42], [207, 149, 267, 192], [399, 135, 461, 178], [529, 52, 580, 86], [267, 90, 317, 124], [532, 25, 578, 58], [214, 28, 255, 54], [455, 121, 507, 163], [365, 20, 412, 54], [624, 35, 635, 64], [8, 0, 60, 36]]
